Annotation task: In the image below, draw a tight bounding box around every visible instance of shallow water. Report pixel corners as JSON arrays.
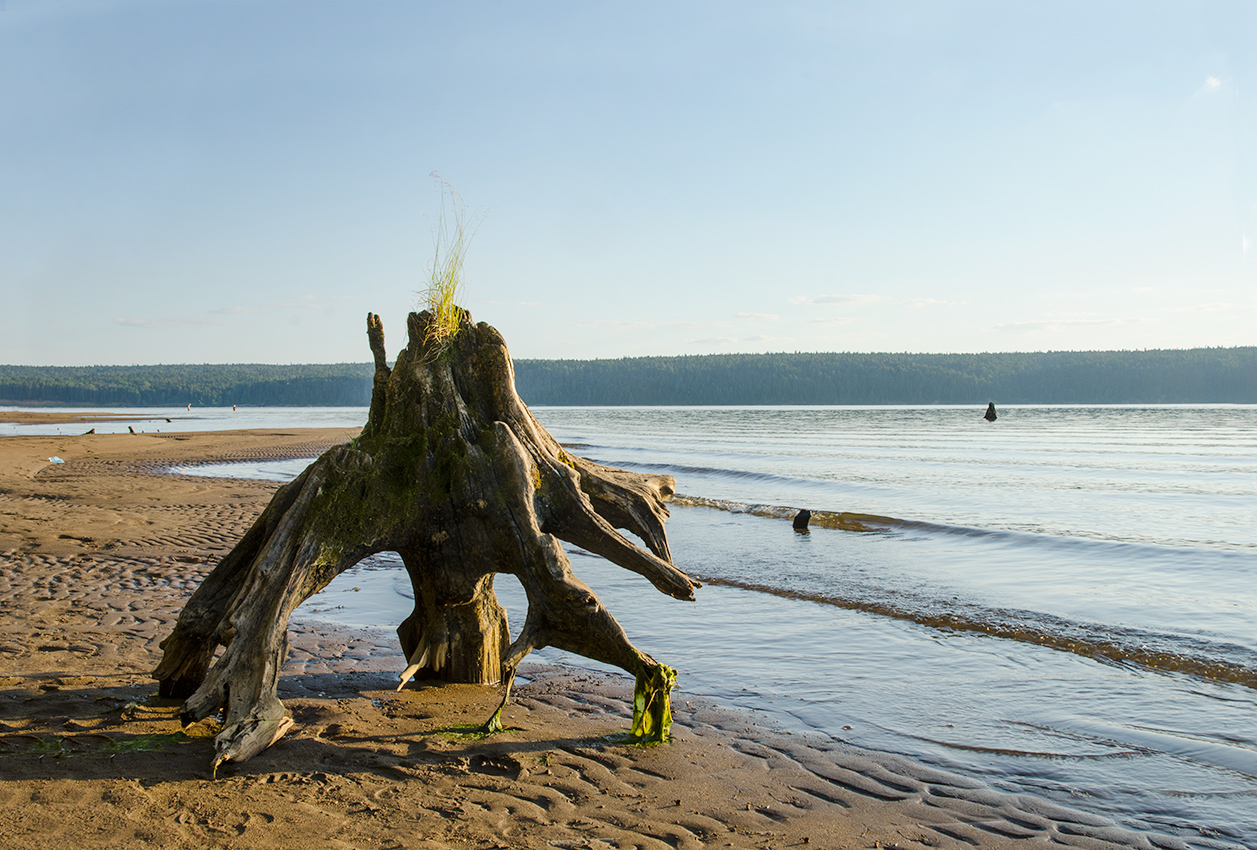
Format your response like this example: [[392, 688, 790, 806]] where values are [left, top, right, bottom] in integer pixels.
[[168, 404, 1257, 847]]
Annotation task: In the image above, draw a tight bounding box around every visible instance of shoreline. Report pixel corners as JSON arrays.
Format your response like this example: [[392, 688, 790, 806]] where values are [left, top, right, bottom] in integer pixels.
[[0, 426, 1158, 849], [0, 409, 175, 425]]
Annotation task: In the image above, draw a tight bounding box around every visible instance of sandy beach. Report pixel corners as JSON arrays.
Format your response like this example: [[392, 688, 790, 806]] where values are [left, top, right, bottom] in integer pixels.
[[0, 414, 1157, 849]]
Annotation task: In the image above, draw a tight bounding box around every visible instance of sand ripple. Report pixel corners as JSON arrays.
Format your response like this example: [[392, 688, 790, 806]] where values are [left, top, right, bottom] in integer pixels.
[[0, 428, 1168, 849]]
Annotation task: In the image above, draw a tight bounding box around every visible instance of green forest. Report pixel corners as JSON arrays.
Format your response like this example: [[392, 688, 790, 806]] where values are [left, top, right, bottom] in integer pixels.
[[2, 347, 1255, 407], [0, 363, 375, 407]]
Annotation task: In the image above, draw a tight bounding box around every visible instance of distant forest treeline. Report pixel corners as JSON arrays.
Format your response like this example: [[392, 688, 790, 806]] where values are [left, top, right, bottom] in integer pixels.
[[0, 363, 376, 407], [514, 348, 1257, 405], [2, 347, 1255, 407]]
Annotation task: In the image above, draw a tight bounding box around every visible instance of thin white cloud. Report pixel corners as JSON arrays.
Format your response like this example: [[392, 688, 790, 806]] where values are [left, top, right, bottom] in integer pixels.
[[1195, 75, 1227, 98], [790, 294, 885, 306], [1174, 302, 1232, 313], [486, 299, 542, 308], [994, 316, 1157, 332], [807, 317, 854, 326], [737, 312, 780, 321], [115, 314, 227, 329], [901, 297, 964, 308], [115, 317, 180, 329], [574, 319, 730, 330], [688, 334, 794, 346], [995, 320, 1099, 332]]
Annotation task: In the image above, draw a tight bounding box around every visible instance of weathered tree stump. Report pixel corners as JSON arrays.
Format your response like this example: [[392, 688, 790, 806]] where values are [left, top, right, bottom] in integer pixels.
[[153, 310, 699, 769]]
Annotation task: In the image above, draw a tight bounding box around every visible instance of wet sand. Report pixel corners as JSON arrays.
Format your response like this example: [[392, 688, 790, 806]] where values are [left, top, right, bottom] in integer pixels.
[[0, 410, 173, 426], [0, 423, 1157, 849]]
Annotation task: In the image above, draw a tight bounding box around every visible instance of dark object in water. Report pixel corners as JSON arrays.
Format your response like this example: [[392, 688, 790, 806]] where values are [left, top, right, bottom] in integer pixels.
[[83, 428, 95, 435], [793, 509, 811, 532], [128, 426, 136, 434], [984, 403, 997, 422]]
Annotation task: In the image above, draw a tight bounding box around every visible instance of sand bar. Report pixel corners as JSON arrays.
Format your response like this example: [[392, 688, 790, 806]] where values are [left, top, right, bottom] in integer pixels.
[[0, 409, 185, 426], [0, 428, 1160, 849]]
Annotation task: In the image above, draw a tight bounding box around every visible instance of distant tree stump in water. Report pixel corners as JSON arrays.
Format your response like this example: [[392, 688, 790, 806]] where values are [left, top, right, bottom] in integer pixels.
[[153, 310, 699, 770]]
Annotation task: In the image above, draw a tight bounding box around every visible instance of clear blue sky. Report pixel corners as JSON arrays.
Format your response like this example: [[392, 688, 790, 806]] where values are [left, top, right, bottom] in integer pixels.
[[2, 0, 1253, 365]]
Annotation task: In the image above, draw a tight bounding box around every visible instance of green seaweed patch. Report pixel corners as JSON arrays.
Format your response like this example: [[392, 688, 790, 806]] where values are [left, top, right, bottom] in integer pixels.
[[629, 663, 677, 744], [481, 702, 505, 735], [104, 732, 194, 753], [0, 731, 193, 758], [0, 735, 67, 757], [436, 721, 521, 741], [602, 731, 670, 749]]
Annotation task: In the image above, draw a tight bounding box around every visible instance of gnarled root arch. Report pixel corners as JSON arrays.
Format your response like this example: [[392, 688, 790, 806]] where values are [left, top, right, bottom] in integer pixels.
[[152, 310, 699, 769]]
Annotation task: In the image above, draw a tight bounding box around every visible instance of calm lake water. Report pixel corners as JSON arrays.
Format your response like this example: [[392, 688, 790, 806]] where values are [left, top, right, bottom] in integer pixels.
[[19, 404, 1255, 847]]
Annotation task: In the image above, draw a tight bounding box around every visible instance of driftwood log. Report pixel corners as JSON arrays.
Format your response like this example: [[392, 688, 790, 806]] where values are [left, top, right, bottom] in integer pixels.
[[153, 310, 699, 770]]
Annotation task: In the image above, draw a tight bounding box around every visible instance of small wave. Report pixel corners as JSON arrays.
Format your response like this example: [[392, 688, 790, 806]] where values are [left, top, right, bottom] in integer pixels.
[[669, 491, 1022, 540], [907, 736, 1141, 760], [689, 573, 1257, 691], [1064, 719, 1257, 779], [670, 493, 897, 532], [669, 493, 1248, 563], [600, 458, 823, 490]]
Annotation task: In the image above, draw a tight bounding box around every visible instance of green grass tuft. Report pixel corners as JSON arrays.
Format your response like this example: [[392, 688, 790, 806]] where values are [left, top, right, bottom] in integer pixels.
[[420, 173, 483, 355]]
